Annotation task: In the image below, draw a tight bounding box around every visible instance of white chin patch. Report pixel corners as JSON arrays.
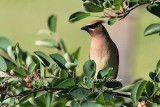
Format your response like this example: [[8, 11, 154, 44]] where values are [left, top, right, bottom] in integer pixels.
[[90, 29, 94, 31]]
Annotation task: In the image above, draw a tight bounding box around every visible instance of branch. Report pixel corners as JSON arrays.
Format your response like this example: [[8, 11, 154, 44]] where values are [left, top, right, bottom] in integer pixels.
[[4, 87, 131, 101], [103, 2, 147, 20], [105, 91, 131, 98], [4, 88, 70, 100]]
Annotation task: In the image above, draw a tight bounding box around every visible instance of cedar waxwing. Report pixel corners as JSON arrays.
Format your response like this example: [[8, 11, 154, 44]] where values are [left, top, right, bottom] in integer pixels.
[[81, 20, 119, 79]]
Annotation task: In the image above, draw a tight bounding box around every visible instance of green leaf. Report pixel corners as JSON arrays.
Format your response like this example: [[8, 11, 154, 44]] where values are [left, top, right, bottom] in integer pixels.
[[7, 45, 15, 60], [128, 0, 138, 7], [149, 72, 156, 81], [86, 92, 99, 101], [81, 101, 104, 107], [34, 51, 50, 66], [35, 39, 59, 48], [19, 94, 33, 104], [144, 23, 160, 36], [113, 0, 124, 10], [120, 84, 134, 92], [114, 0, 124, 5], [56, 78, 75, 88], [14, 67, 27, 76], [0, 77, 5, 84], [0, 56, 7, 71], [71, 47, 81, 61], [108, 17, 117, 25], [50, 53, 67, 70], [65, 62, 77, 70], [104, 81, 122, 89], [45, 93, 52, 107], [147, 2, 160, 17], [52, 102, 65, 107], [52, 78, 65, 87], [103, 93, 115, 106], [28, 62, 36, 73], [98, 67, 113, 78], [69, 11, 90, 23], [35, 91, 47, 98], [156, 73, 160, 82], [70, 100, 80, 107], [131, 80, 147, 104], [0, 37, 12, 52], [14, 43, 23, 66], [83, 60, 96, 78], [145, 81, 154, 97], [83, 1, 104, 12], [48, 15, 57, 33], [59, 70, 68, 78], [40, 63, 45, 78], [70, 88, 91, 100], [103, 1, 112, 8], [96, 92, 105, 105]]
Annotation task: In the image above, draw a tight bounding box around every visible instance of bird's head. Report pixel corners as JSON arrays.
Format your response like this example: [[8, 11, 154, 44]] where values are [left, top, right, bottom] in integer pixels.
[[81, 20, 106, 36]]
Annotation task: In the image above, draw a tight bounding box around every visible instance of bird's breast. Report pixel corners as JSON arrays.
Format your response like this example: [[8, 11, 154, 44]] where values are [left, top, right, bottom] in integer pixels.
[[89, 38, 110, 71]]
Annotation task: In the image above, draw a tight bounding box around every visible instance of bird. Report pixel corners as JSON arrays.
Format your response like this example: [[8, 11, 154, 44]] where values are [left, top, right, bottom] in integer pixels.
[[81, 20, 119, 79]]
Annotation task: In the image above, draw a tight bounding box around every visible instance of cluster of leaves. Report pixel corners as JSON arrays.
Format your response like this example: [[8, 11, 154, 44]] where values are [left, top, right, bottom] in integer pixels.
[[69, 0, 160, 36], [0, 14, 159, 107]]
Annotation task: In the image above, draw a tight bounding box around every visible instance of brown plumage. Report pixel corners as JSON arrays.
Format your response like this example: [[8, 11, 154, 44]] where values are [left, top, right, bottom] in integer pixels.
[[81, 20, 119, 79]]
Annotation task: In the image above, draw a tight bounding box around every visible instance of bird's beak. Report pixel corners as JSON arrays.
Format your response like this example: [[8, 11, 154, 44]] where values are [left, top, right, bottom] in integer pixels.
[[81, 26, 88, 31]]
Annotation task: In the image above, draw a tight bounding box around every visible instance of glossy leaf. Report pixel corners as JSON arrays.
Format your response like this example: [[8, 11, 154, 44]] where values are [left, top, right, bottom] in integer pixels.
[[83, 60, 96, 78], [96, 93, 105, 105], [7, 46, 15, 60], [71, 47, 81, 61], [69, 11, 90, 23], [98, 67, 113, 78], [28, 62, 36, 73], [108, 17, 117, 25], [144, 23, 160, 36], [0, 37, 11, 52], [35, 39, 59, 48], [70, 88, 91, 100], [81, 101, 104, 107], [131, 80, 147, 104], [48, 15, 57, 33], [59, 70, 68, 78], [0, 56, 7, 71], [50, 53, 67, 70], [34, 51, 50, 66], [86, 92, 99, 101], [52, 78, 66, 87], [65, 62, 77, 71], [147, 2, 160, 17], [145, 81, 154, 97], [14, 67, 27, 76], [70, 100, 80, 107], [83, 1, 104, 12], [103, 1, 112, 8], [120, 84, 134, 92], [104, 81, 122, 89], [46, 93, 52, 107], [103, 93, 115, 106], [19, 94, 33, 104], [55, 78, 75, 88]]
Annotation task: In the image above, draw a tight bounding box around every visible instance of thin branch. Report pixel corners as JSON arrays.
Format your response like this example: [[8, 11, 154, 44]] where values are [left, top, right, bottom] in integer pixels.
[[4, 88, 70, 100], [105, 91, 131, 98], [103, 2, 147, 20], [4, 87, 131, 101]]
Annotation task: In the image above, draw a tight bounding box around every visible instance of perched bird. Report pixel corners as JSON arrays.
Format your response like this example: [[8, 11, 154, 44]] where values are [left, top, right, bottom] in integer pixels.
[[81, 20, 119, 79]]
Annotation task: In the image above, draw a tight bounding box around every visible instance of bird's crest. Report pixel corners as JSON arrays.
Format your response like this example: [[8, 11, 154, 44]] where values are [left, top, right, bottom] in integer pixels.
[[87, 20, 106, 26]]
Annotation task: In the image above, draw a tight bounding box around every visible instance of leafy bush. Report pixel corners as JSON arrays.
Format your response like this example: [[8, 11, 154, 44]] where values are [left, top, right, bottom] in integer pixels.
[[0, 0, 160, 107]]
